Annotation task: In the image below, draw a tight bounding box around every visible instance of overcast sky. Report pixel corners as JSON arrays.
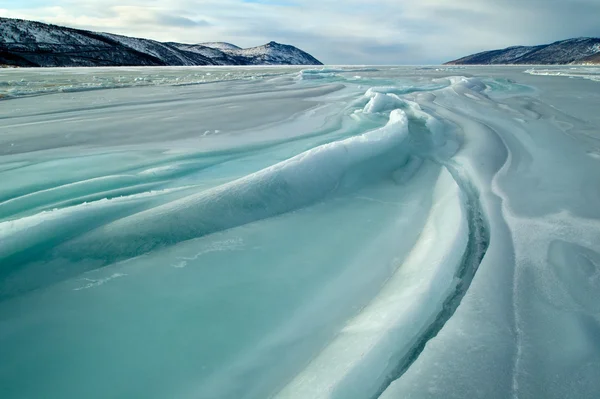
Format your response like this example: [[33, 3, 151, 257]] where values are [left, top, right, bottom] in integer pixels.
[[2, 0, 600, 64]]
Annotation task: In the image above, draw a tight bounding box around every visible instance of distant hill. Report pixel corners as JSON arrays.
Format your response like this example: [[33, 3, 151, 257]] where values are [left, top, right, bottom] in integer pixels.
[[445, 37, 600, 65], [0, 17, 323, 67]]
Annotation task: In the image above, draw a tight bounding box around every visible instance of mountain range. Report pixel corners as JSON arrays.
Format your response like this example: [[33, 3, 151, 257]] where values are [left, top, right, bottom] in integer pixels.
[[446, 37, 600, 65], [0, 17, 322, 67], [3, 17, 598, 67]]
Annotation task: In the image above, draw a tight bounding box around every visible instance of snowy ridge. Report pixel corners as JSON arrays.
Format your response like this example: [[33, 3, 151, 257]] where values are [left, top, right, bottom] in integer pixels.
[[166, 43, 244, 65], [171, 41, 323, 66], [200, 42, 242, 51], [0, 17, 322, 67], [223, 41, 323, 65], [0, 19, 105, 46], [446, 37, 600, 65], [94, 32, 209, 66]]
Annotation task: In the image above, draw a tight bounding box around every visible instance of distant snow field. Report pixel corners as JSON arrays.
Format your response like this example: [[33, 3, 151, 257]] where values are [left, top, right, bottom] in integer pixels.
[[1, 66, 600, 399]]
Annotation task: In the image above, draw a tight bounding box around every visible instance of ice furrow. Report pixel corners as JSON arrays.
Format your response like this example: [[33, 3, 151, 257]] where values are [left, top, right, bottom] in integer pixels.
[[372, 162, 490, 398]]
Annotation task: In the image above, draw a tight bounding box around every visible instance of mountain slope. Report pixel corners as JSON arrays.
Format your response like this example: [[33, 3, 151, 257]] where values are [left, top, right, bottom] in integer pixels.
[[221, 41, 324, 65], [199, 42, 241, 51], [0, 17, 322, 67], [446, 37, 600, 65]]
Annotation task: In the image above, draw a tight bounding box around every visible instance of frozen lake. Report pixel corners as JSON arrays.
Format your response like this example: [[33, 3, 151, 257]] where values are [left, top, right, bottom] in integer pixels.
[[1, 65, 600, 398]]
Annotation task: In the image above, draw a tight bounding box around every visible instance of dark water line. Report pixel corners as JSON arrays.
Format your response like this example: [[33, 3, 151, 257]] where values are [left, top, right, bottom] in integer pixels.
[[371, 162, 490, 399]]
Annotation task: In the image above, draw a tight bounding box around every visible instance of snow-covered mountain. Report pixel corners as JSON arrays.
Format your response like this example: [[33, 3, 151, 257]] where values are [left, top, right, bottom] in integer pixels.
[[446, 37, 600, 65], [223, 41, 324, 65], [0, 17, 322, 67], [199, 42, 241, 51]]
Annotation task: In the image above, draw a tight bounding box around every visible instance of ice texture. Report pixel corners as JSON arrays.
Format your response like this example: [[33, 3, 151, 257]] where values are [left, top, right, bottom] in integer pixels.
[[0, 65, 599, 399]]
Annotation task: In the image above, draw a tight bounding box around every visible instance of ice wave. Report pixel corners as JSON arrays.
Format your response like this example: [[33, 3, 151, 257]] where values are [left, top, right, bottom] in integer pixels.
[[275, 167, 471, 399], [55, 109, 412, 264]]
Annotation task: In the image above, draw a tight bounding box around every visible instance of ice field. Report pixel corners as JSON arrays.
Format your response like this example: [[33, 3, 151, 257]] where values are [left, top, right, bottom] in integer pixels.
[[1, 65, 600, 398]]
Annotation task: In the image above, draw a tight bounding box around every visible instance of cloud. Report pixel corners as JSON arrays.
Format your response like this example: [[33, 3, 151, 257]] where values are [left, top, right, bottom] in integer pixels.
[[2, 0, 600, 64], [101, 6, 211, 28], [154, 14, 209, 27]]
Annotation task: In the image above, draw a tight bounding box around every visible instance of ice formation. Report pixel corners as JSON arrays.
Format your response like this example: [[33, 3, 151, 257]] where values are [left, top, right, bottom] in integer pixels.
[[1, 66, 599, 399]]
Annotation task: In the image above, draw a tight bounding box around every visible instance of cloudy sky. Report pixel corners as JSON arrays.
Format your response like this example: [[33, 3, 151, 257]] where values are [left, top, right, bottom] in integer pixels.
[[2, 0, 600, 64]]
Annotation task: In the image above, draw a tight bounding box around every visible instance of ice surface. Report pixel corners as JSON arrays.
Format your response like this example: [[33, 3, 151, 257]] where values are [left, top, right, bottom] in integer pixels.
[[0, 66, 305, 99], [276, 168, 470, 399], [524, 66, 600, 82], [1, 65, 600, 399]]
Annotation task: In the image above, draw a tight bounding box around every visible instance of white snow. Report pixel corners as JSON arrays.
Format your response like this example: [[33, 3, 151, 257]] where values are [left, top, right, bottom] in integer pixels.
[[200, 42, 241, 51]]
